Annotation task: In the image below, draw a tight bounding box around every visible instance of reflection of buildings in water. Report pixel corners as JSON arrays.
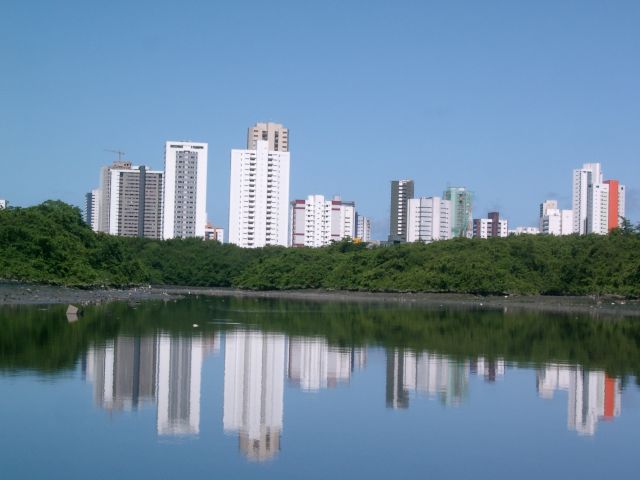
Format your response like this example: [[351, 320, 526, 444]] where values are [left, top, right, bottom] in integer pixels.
[[223, 330, 285, 462], [83, 333, 214, 437], [288, 337, 365, 391], [352, 347, 367, 372], [537, 364, 621, 436], [386, 349, 470, 409], [156, 335, 203, 436], [386, 349, 410, 409], [415, 353, 469, 406], [470, 357, 505, 382], [83, 336, 157, 411]]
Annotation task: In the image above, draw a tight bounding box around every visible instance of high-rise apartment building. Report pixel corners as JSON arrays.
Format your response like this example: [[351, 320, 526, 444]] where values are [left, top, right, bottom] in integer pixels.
[[229, 139, 290, 247], [98, 160, 131, 233], [84, 189, 100, 231], [163, 142, 208, 239], [355, 213, 372, 242], [388, 180, 414, 243], [573, 163, 626, 235], [603, 179, 626, 230], [334, 199, 356, 242], [587, 182, 610, 235], [572, 163, 603, 234], [443, 187, 473, 238], [290, 195, 355, 247], [247, 122, 289, 152], [406, 196, 451, 243], [96, 161, 164, 239]]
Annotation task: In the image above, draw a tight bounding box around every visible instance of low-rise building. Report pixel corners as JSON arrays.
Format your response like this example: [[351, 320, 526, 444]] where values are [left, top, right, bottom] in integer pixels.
[[473, 211, 508, 239], [542, 209, 573, 235], [204, 224, 224, 243], [509, 226, 540, 235]]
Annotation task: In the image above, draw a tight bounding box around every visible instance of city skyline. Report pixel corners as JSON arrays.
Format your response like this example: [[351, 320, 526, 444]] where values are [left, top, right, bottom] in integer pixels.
[[56, 137, 633, 245], [2, 2, 639, 239]]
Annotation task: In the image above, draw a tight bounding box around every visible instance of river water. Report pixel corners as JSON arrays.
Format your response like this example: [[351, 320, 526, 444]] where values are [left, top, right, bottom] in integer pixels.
[[1, 296, 639, 479]]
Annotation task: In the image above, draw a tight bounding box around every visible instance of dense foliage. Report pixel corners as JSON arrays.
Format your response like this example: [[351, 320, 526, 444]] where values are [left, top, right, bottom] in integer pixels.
[[1, 297, 639, 381], [1, 201, 640, 296]]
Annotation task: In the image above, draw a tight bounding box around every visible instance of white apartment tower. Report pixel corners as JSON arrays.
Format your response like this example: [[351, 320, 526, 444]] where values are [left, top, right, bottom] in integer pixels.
[[587, 182, 610, 235], [389, 180, 415, 243], [163, 142, 208, 239], [291, 195, 331, 247], [290, 195, 355, 247], [331, 197, 356, 242], [229, 140, 290, 247], [406, 197, 451, 243], [247, 122, 289, 152], [572, 163, 603, 234], [98, 160, 131, 233], [356, 213, 372, 242]]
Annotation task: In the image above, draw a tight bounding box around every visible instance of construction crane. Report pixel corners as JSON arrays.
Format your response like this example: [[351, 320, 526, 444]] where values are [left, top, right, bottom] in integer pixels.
[[104, 149, 126, 162]]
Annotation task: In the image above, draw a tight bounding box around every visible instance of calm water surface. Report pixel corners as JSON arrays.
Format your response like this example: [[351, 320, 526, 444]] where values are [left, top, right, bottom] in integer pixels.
[[1, 297, 639, 479]]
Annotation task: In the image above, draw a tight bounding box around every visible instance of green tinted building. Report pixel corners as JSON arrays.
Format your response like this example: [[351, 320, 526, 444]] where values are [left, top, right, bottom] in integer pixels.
[[443, 187, 473, 238]]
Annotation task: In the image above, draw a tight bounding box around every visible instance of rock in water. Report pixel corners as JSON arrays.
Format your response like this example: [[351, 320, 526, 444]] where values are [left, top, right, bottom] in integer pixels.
[[66, 304, 80, 323]]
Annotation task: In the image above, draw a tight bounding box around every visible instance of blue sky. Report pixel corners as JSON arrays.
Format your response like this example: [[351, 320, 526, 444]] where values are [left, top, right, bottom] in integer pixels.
[[1, 0, 638, 238]]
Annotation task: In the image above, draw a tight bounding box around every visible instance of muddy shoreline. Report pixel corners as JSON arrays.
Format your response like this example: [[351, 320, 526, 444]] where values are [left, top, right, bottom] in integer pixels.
[[1, 282, 639, 317]]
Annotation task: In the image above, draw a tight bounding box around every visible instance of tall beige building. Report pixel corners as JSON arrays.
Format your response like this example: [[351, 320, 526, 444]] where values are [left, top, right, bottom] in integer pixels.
[[247, 122, 289, 152]]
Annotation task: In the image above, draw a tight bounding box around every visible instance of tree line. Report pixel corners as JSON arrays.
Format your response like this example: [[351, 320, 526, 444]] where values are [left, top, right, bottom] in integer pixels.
[[1, 200, 639, 296]]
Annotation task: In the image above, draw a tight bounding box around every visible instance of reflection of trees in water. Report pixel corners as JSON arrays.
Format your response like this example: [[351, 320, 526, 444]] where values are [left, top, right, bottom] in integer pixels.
[[2, 296, 639, 382]]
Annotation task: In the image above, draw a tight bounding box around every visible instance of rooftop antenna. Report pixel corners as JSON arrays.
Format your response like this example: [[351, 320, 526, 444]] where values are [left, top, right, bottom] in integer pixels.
[[104, 149, 126, 162]]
